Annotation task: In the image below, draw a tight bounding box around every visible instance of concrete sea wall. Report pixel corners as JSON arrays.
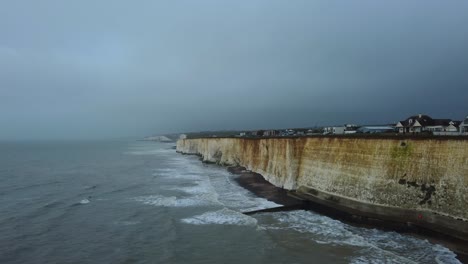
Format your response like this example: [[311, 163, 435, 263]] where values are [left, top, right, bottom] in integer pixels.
[[176, 137, 468, 239]]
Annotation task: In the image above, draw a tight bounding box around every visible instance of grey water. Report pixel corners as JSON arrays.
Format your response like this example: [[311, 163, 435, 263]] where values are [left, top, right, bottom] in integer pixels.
[[0, 140, 462, 263]]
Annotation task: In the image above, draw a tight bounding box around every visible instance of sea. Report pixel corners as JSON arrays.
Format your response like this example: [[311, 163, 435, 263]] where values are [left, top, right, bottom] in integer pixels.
[[0, 140, 462, 264]]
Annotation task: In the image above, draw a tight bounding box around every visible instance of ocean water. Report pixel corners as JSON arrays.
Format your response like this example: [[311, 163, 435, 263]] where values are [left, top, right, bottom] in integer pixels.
[[0, 140, 462, 264]]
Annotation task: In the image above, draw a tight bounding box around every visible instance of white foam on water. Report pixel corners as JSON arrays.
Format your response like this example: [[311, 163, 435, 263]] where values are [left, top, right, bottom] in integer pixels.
[[132, 194, 219, 207], [134, 146, 460, 263], [432, 244, 461, 264], [259, 210, 461, 264], [166, 180, 213, 195], [124, 143, 176, 156], [150, 148, 460, 263], [152, 158, 207, 181], [125, 148, 173, 155], [148, 154, 280, 229], [206, 170, 281, 211], [181, 208, 258, 226], [79, 199, 90, 204], [153, 171, 203, 181]]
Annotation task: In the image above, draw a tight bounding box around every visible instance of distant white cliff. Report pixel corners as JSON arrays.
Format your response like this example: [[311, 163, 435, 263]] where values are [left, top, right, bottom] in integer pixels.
[[143, 135, 173, 142]]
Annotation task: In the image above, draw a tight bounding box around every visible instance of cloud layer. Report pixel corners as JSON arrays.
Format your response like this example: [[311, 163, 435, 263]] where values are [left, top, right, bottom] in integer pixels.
[[1, 1, 467, 139]]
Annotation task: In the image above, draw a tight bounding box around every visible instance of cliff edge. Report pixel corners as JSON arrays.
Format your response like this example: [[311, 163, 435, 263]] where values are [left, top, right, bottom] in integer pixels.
[[176, 137, 468, 240]]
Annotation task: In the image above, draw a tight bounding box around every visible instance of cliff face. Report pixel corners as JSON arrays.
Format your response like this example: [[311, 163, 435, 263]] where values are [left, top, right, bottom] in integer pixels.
[[177, 137, 468, 221]]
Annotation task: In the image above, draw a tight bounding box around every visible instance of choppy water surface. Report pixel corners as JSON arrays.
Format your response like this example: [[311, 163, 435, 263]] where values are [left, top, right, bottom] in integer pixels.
[[0, 141, 461, 263]]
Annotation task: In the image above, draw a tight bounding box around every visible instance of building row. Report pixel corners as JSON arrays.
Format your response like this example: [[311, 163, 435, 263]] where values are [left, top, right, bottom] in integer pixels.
[[240, 128, 322, 137], [323, 114, 468, 135], [237, 114, 468, 137], [395, 114, 468, 135]]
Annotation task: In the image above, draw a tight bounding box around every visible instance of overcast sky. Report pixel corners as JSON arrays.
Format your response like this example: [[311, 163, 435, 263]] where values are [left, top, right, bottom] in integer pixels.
[[1, 1, 467, 140]]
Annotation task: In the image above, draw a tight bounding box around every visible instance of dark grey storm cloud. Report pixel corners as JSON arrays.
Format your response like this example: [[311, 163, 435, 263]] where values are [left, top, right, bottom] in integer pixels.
[[1, 1, 467, 139]]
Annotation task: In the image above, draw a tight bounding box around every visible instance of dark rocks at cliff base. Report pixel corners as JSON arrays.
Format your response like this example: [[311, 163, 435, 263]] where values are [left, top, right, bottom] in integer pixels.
[[228, 166, 303, 207]]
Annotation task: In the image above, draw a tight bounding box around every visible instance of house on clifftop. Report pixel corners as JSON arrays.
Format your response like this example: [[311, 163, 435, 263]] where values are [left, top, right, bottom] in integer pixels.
[[396, 114, 432, 133], [460, 116, 468, 134], [396, 114, 460, 134]]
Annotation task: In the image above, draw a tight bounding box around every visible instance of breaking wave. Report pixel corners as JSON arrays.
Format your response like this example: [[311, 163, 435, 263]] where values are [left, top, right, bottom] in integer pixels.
[[127, 143, 461, 264], [181, 208, 258, 226], [132, 194, 219, 207], [259, 210, 461, 264]]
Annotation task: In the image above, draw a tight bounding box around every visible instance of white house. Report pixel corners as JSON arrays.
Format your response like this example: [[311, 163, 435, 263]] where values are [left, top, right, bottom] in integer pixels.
[[396, 114, 459, 134], [460, 116, 468, 135], [426, 121, 460, 133], [396, 114, 432, 133]]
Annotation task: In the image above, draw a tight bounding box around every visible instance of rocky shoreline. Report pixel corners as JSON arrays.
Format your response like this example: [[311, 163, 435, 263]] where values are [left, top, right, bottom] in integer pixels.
[[177, 136, 468, 262], [177, 137, 468, 235], [226, 165, 468, 263]]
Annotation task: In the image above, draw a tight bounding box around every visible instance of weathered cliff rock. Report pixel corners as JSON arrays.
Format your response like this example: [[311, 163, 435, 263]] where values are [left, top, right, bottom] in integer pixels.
[[177, 137, 468, 226]]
